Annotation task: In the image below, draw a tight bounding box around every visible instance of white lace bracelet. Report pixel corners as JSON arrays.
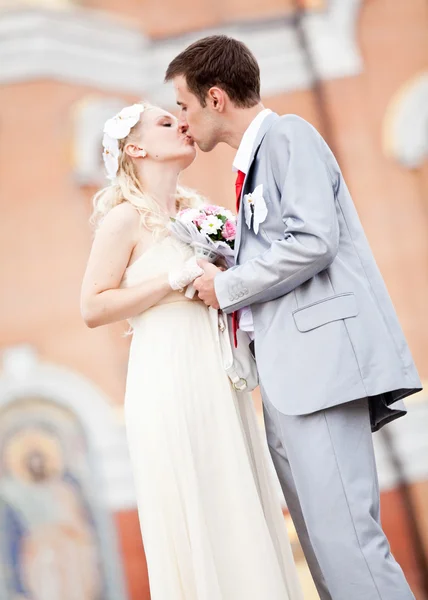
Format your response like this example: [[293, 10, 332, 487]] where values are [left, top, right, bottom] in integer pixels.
[[168, 258, 204, 292]]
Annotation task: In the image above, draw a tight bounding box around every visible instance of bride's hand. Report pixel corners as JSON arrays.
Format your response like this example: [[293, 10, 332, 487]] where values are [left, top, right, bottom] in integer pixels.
[[168, 256, 204, 292]]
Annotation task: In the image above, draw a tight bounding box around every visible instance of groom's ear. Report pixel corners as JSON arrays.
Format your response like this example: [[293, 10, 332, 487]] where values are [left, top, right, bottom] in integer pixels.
[[207, 87, 226, 112]]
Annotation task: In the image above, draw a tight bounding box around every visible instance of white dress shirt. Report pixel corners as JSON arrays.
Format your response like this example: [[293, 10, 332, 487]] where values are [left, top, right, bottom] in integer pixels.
[[233, 109, 272, 338]]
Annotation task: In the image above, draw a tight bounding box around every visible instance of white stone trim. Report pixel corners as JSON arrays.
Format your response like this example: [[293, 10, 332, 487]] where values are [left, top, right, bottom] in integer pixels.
[[0, 7, 150, 94], [383, 72, 428, 169], [0, 344, 137, 512], [0, 3, 363, 101], [302, 0, 363, 80]]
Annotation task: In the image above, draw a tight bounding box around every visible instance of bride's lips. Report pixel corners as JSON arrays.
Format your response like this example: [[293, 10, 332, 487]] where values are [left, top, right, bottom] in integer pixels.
[[181, 133, 195, 145]]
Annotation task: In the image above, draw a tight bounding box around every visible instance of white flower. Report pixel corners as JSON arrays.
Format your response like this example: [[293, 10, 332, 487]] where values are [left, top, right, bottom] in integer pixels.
[[102, 133, 120, 180], [200, 215, 223, 235], [243, 184, 268, 234], [221, 209, 235, 222], [178, 208, 202, 224], [103, 103, 145, 140]]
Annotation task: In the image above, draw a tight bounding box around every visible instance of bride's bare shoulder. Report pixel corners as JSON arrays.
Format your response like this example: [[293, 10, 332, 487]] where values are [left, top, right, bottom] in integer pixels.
[[104, 201, 140, 226], [97, 202, 142, 240]]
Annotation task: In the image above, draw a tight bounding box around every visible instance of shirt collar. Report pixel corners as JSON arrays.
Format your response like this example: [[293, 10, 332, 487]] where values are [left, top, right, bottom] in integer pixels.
[[232, 108, 272, 174]]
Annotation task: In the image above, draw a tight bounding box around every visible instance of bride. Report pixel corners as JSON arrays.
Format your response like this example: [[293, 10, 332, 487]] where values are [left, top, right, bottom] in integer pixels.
[[80, 102, 304, 600]]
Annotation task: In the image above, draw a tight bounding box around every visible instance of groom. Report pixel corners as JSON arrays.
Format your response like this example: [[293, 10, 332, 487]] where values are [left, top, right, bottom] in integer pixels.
[[165, 35, 422, 599]]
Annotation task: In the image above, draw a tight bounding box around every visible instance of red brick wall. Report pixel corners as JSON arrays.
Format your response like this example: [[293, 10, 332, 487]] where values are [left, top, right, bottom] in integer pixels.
[[115, 510, 151, 600], [381, 484, 428, 600]]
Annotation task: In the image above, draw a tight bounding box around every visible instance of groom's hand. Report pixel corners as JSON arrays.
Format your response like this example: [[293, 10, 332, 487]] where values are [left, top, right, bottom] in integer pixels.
[[193, 260, 221, 309]]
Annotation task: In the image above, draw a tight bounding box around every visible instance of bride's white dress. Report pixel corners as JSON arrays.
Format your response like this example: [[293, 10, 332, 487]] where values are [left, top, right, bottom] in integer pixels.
[[121, 234, 304, 600]]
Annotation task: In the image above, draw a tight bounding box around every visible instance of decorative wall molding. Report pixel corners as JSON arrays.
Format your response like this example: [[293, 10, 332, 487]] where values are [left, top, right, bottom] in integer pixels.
[[0, 344, 137, 512], [302, 0, 363, 80], [0, 3, 363, 103], [0, 7, 149, 94], [383, 72, 428, 169], [0, 0, 73, 7]]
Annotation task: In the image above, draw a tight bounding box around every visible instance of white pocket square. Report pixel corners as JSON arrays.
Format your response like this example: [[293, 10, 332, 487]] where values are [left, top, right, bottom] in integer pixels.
[[243, 184, 268, 234]]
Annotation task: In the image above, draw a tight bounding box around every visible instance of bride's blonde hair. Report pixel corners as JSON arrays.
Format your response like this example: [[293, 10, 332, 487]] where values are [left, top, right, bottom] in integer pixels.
[[91, 101, 204, 233]]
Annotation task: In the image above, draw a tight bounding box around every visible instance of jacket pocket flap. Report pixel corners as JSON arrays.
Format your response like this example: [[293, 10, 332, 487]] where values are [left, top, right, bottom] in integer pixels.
[[293, 293, 358, 333]]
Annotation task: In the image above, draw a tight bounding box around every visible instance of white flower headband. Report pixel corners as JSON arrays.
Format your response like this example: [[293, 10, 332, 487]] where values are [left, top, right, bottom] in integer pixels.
[[102, 103, 145, 181]]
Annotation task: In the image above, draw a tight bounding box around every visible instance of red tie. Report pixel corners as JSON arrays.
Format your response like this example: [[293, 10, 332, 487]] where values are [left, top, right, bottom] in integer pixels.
[[232, 170, 245, 347], [235, 169, 245, 212]]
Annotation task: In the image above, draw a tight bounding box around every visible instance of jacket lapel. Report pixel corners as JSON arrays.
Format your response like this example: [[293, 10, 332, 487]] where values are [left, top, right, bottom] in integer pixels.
[[235, 112, 279, 260]]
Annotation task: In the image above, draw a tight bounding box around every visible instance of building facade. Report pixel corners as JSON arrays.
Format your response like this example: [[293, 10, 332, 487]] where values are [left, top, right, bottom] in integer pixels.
[[0, 0, 427, 598]]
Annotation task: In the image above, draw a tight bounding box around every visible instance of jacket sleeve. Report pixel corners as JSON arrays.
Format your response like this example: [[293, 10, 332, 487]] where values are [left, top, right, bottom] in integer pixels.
[[214, 116, 340, 313]]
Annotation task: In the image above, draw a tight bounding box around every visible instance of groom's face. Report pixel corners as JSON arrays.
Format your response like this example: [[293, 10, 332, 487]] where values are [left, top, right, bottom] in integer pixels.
[[173, 75, 221, 152]]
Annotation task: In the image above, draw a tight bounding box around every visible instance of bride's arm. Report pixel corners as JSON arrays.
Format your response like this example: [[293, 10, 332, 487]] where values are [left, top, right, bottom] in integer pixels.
[[80, 204, 172, 328]]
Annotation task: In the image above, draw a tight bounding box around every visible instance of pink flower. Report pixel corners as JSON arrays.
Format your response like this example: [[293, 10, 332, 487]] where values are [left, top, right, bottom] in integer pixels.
[[222, 219, 237, 241], [203, 204, 221, 216], [195, 214, 208, 227], [177, 208, 202, 224]]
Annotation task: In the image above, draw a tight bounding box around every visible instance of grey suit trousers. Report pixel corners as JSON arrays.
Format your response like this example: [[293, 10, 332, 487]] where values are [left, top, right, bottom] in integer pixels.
[[262, 393, 414, 600]]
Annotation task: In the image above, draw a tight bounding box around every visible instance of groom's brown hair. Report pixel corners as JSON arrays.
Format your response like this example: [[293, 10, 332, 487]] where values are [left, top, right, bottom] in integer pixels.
[[165, 35, 261, 108]]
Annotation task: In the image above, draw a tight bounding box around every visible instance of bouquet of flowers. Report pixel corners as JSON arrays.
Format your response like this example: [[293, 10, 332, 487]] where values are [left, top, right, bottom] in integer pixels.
[[168, 205, 237, 298]]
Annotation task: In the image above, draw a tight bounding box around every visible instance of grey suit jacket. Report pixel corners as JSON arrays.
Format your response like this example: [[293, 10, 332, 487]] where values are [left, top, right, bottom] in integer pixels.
[[215, 113, 422, 431]]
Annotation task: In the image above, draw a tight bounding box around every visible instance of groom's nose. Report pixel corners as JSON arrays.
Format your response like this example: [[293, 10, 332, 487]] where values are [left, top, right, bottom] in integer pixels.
[[178, 122, 188, 134]]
